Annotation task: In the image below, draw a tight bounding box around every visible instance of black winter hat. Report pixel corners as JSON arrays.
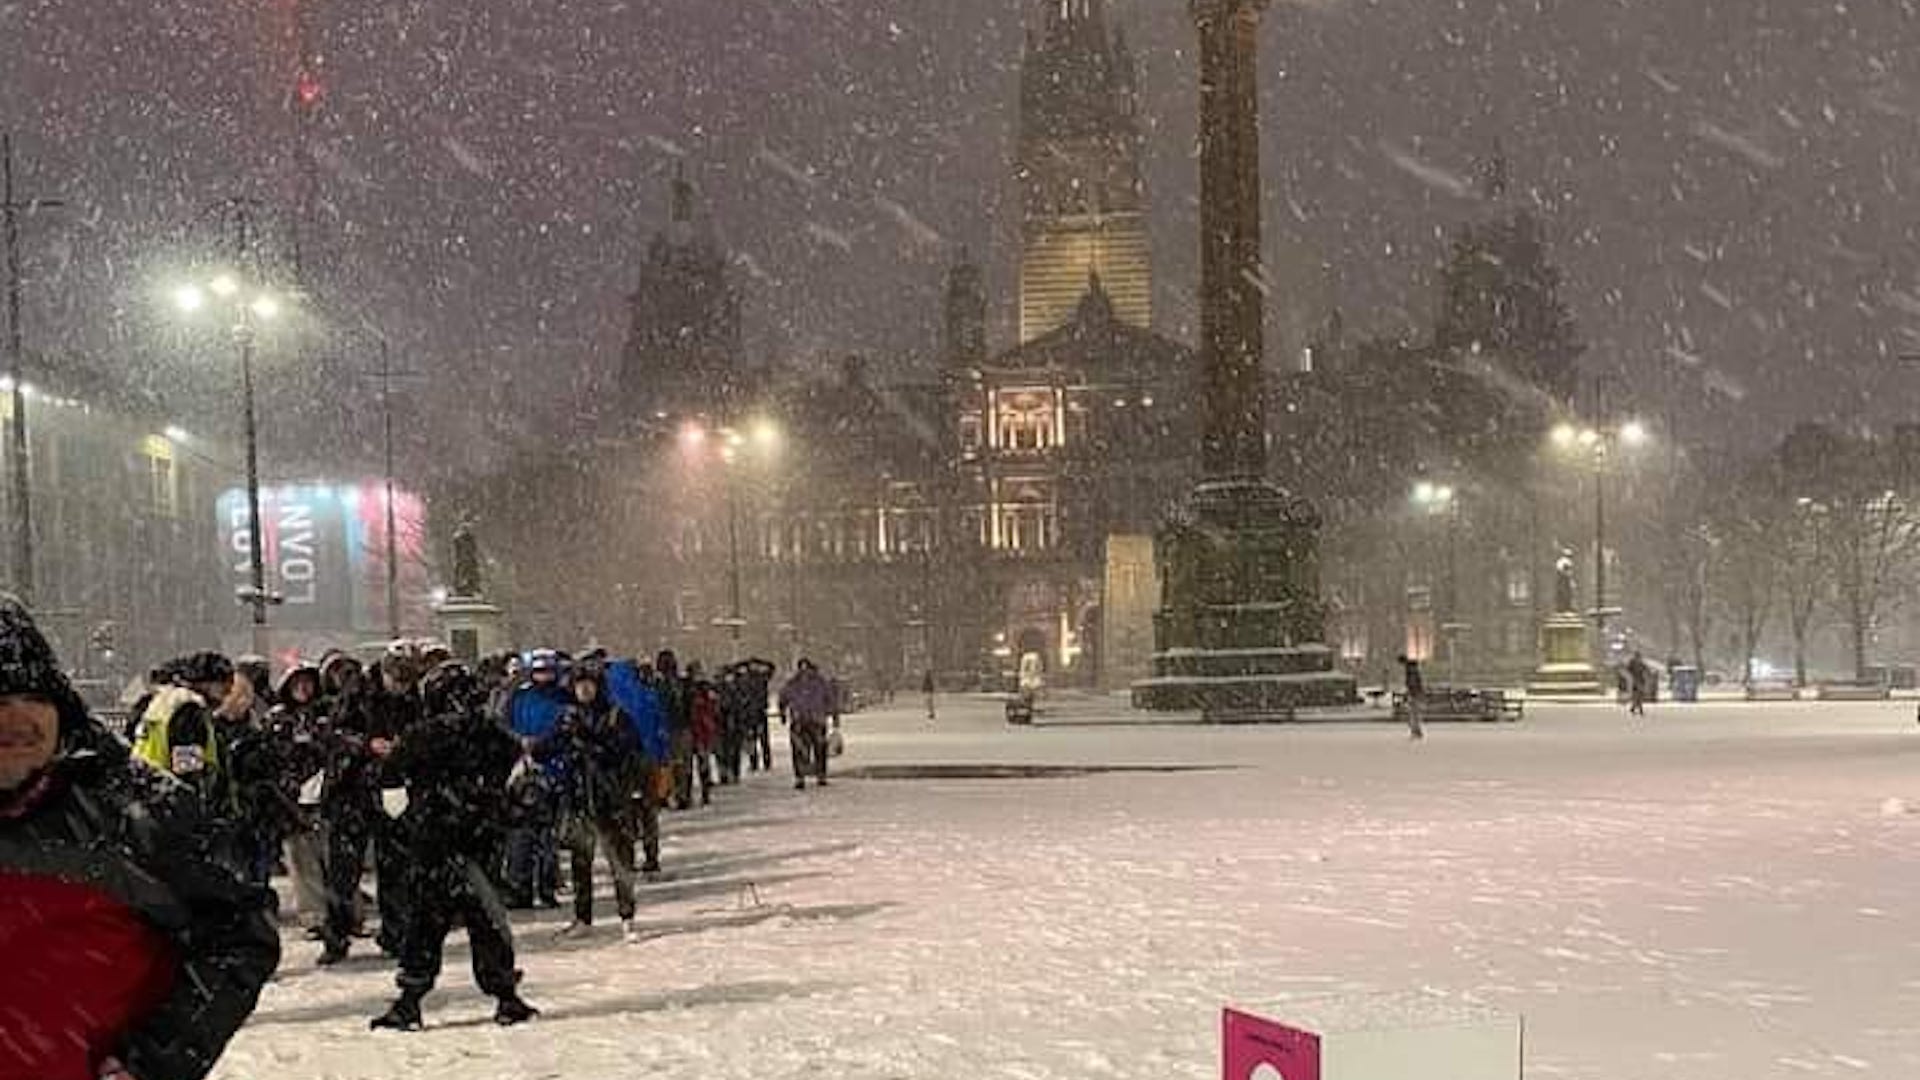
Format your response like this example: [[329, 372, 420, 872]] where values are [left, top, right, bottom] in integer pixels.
[[170, 650, 236, 687], [0, 594, 88, 731]]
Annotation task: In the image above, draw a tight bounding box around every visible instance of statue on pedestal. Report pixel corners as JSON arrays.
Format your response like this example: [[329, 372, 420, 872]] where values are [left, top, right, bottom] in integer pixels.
[[1553, 547, 1577, 616], [451, 520, 483, 600], [436, 518, 506, 663]]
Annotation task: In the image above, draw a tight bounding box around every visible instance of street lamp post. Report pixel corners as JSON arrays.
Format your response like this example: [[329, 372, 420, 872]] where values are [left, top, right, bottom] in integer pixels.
[[2, 135, 64, 605], [724, 450, 744, 648], [687, 420, 779, 658], [1551, 417, 1649, 663], [173, 202, 288, 657], [1413, 481, 1463, 686], [237, 309, 268, 650]]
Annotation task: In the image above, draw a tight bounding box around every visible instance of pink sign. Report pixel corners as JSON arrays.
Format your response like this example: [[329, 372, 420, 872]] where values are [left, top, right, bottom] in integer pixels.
[[1223, 1008, 1321, 1080]]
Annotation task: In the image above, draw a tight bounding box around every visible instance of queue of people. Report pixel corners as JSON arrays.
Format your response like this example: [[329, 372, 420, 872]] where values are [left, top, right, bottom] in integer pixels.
[[0, 588, 847, 1071]]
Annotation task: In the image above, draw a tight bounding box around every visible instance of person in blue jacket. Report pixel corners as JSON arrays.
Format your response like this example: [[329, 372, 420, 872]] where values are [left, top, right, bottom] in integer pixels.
[[502, 651, 569, 908], [606, 658, 669, 877]]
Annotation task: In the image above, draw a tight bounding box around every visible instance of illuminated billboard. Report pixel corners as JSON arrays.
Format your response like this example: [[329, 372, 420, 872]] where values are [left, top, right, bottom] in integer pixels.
[[217, 481, 430, 636]]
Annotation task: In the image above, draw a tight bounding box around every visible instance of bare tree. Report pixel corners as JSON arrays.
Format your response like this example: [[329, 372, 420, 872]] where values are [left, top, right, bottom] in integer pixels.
[[1707, 492, 1780, 687], [1818, 489, 1920, 682], [1776, 424, 1920, 684], [1779, 501, 1827, 688]]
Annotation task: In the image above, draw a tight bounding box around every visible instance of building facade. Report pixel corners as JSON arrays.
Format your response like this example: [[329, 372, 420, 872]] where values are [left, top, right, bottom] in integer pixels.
[[0, 372, 228, 697]]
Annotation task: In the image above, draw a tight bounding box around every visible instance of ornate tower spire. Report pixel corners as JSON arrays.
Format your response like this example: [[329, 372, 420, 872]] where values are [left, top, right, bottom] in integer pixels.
[[1016, 0, 1151, 343]]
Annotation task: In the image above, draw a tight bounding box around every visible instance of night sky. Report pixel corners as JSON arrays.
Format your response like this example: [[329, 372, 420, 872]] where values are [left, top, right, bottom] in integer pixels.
[[5, 0, 1919, 476]]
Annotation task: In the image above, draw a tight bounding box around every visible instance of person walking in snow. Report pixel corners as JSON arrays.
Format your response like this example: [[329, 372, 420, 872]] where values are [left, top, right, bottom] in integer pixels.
[[779, 657, 837, 790], [370, 661, 539, 1031], [0, 596, 280, 1080], [1626, 651, 1653, 717], [1398, 654, 1426, 741]]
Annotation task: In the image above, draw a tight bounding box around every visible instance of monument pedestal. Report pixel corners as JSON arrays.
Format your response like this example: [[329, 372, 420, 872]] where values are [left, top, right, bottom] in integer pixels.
[[434, 595, 508, 663], [1529, 612, 1602, 696], [1133, 481, 1356, 712]]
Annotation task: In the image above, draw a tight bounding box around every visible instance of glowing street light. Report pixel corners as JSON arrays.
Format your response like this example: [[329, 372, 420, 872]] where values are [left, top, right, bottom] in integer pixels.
[[163, 425, 190, 443], [173, 284, 206, 313], [751, 417, 781, 452], [249, 293, 281, 320], [1619, 419, 1649, 447], [208, 273, 239, 298]]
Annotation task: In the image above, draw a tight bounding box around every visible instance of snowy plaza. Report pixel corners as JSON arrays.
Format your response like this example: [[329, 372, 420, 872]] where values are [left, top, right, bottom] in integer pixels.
[[213, 696, 1920, 1080]]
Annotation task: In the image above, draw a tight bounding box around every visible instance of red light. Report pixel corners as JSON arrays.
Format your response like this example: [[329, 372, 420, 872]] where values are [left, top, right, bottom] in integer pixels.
[[296, 73, 324, 108]]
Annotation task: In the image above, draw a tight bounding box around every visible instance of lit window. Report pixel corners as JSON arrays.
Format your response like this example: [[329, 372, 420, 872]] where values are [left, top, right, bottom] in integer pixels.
[[1505, 567, 1530, 606], [140, 435, 178, 519]]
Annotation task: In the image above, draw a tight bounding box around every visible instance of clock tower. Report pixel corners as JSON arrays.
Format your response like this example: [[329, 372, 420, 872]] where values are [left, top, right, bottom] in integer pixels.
[[1016, 0, 1153, 344]]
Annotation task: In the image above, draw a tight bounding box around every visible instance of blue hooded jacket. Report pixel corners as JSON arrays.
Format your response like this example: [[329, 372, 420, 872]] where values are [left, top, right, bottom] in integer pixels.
[[606, 660, 671, 763], [507, 681, 571, 741]]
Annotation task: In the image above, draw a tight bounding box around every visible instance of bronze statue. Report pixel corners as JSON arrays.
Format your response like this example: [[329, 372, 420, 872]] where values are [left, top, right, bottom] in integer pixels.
[[451, 521, 483, 599], [1554, 547, 1578, 615]]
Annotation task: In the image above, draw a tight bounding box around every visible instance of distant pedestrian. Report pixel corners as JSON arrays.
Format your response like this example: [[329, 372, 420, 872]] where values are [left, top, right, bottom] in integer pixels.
[[1398, 654, 1425, 741], [779, 658, 836, 789], [923, 668, 937, 722], [1626, 651, 1652, 717]]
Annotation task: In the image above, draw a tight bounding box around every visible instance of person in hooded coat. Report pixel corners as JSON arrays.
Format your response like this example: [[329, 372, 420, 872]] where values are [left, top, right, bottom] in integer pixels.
[[131, 651, 248, 813], [686, 660, 719, 807], [231, 665, 334, 932], [503, 651, 568, 908], [370, 661, 538, 1031], [778, 658, 836, 790], [317, 654, 424, 964], [0, 596, 280, 1080], [539, 663, 644, 940], [648, 650, 698, 810]]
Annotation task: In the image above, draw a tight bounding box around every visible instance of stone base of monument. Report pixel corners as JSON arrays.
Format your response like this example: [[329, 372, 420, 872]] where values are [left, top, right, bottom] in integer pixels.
[[1134, 481, 1357, 712], [433, 595, 508, 663], [1528, 612, 1603, 696], [1223, 994, 1522, 1080], [1133, 646, 1357, 712]]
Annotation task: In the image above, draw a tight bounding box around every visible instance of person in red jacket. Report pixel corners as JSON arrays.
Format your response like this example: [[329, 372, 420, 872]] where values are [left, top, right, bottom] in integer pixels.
[[0, 596, 280, 1080], [686, 661, 720, 807]]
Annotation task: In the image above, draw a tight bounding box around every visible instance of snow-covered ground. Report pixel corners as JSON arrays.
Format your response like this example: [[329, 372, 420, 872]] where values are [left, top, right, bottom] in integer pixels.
[[215, 696, 1920, 1080]]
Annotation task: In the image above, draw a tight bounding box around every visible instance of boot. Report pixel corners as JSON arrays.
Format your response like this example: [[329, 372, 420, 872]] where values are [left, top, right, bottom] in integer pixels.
[[370, 994, 425, 1032], [494, 994, 540, 1027], [316, 937, 351, 967]]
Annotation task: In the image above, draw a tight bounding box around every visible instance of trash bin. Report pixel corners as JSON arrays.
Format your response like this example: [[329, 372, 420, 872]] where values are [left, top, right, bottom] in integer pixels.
[[1672, 665, 1701, 704]]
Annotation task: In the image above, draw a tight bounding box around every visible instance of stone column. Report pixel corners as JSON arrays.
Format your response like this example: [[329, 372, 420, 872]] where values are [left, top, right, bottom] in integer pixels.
[[1133, 0, 1355, 715], [1195, 0, 1269, 482]]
